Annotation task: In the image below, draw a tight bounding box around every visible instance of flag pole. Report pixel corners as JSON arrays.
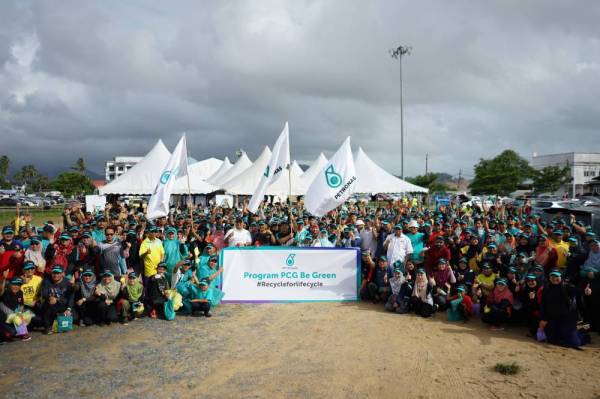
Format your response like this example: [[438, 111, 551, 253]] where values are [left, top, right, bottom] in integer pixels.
[[289, 162, 293, 234], [184, 133, 194, 228]]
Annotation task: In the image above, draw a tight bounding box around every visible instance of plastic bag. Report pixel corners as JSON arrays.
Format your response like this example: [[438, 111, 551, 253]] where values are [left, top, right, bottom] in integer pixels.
[[536, 329, 547, 342]]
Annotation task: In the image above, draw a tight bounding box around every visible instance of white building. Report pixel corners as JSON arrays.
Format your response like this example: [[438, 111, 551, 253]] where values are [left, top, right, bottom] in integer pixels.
[[531, 152, 600, 196], [105, 156, 143, 181]]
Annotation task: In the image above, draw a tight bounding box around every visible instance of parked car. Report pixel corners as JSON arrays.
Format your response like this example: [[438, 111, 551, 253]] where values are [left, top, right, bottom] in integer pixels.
[[0, 198, 19, 206], [16, 197, 37, 207]]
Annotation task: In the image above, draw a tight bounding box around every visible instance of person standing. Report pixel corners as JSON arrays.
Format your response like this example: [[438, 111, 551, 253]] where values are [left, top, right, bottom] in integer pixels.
[[383, 224, 413, 267], [224, 217, 252, 247], [139, 227, 165, 283]]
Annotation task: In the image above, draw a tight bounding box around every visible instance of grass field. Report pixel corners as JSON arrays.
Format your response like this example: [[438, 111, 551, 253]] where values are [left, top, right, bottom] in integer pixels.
[[0, 206, 64, 229]]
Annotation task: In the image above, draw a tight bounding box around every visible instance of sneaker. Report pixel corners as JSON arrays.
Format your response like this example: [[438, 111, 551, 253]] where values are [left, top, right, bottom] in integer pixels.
[[19, 334, 32, 342], [204, 312, 212, 318], [43, 327, 53, 335], [490, 326, 505, 331], [149, 309, 157, 319]]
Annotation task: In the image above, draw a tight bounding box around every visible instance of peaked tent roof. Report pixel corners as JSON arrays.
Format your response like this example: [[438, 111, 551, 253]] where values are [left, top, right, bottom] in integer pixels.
[[265, 165, 306, 197], [187, 157, 223, 180], [172, 157, 221, 195], [220, 146, 272, 194], [298, 153, 328, 188], [291, 160, 304, 177], [205, 157, 232, 184], [99, 140, 171, 195], [354, 147, 428, 194], [208, 152, 252, 186]]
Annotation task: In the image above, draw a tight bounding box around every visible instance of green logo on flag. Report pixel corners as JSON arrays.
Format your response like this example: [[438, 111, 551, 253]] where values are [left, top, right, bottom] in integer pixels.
[[264, 166, 270, 178], [159, 167, 179, 185], [160, 171, 172, 184], [325, 165, 342, 188], [286, 254, 296, 266]]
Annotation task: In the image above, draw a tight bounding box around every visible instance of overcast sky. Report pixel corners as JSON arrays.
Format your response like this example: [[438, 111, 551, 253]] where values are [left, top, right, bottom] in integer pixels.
[[1, 1, 600, 179]]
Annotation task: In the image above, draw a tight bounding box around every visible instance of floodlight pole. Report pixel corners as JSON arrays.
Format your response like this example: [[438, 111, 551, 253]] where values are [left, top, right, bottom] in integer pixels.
[[390, 45, 411, 179]]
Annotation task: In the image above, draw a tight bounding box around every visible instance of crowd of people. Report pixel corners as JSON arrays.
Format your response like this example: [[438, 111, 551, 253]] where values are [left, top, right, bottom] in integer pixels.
[[0, 197, 598, 349]]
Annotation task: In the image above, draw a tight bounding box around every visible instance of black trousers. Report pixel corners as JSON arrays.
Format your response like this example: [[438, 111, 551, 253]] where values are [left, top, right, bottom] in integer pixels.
[[41, 303, 68, 328], [410, 297, 434, 318], [96, 301, 118, 324], [190, 302, 211, 315], [74, 301, 97, 325]]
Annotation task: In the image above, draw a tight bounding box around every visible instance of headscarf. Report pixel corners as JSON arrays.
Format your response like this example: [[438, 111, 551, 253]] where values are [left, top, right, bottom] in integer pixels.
[[490, 284, 514, 306], [434, 266, 453, 287], [412, 272, 429, 303], [79, 274, 97, 299], [97, 277, 121, 300], [125, 280, 144, 301], [389, 273, 405, 295]]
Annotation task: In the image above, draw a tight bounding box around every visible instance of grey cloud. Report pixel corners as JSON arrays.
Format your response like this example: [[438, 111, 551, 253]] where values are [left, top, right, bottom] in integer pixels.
[[1, 0, 599, 180]]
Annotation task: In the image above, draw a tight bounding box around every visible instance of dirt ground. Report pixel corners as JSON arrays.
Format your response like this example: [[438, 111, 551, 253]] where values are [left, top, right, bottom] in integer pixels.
[[1, 302, 599, 399]]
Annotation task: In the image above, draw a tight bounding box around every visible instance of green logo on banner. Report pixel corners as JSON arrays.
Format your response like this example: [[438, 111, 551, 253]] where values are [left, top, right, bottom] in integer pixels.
[[325, 165, 342, 188], [264, 166, 270, 178], [286, 254, 296, 266]]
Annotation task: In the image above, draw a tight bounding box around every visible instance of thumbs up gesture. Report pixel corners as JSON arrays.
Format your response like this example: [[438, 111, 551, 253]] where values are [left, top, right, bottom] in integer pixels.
[[584, 284, 592, 296]]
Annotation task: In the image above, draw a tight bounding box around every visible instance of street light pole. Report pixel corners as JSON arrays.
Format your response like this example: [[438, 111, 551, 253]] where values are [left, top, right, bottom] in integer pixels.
[[390, 45, 411, 179]]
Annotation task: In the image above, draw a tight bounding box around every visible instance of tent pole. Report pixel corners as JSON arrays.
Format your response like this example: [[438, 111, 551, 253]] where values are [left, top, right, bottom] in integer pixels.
[[185, 133, 193, 229]]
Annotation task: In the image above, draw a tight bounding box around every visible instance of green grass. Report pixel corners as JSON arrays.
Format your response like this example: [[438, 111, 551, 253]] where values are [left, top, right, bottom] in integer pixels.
[[0, 207, 65, 229], [494, 362, 520, 375]]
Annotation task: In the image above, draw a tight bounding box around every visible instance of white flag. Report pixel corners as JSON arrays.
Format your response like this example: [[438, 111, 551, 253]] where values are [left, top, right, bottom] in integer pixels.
[[248, 122, 290, 213], [147, 134, 189, 220], [304, 136, 357, 217]]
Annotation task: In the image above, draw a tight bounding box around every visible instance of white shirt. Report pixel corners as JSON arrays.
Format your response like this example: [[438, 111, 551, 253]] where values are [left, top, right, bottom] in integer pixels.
[[384, 233, 413, 265], [225, 228, 252, 247]]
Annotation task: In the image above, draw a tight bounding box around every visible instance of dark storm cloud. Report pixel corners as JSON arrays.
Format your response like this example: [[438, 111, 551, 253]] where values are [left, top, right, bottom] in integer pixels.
[[1, 0, 599, 179]]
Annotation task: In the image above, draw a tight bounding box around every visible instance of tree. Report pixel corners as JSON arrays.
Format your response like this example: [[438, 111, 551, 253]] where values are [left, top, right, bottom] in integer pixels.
[[71, 157, 86, 174], [469, 150, 534, 196], [406, 173, 451, 193], [51, 172, 95, 197], [531, 165, 571, 194], [0, 155, 9, 188], [13, 164, 48, 192]]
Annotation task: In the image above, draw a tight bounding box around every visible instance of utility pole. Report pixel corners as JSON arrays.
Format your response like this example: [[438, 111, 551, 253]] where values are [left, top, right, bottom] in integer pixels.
[[425, 153, 429, 175], [390, 45, 412, 179], [458, 169, 462, 191]]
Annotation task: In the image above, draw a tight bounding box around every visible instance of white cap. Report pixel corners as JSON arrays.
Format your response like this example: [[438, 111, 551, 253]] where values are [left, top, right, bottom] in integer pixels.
[[355, 220, 365, 226], [408, 220, 419, 228]]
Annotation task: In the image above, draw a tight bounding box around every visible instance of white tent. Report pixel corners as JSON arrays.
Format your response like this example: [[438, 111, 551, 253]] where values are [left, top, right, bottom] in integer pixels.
[[172, 160, 220, 195], [264, 165, 306, 197], [298, 153, 328, 188], [354, 147, 428, 193], [208, 153, 252, 186], [220, 146, 272, 194], [188, 158, 223, 180], [290, 160, 304, 177], [205, 157, 232, 184], [99, 140, 171, 195]]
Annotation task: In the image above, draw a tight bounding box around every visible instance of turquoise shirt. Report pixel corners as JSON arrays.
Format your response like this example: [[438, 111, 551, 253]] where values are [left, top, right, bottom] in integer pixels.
[[407, 232, 425, 263]]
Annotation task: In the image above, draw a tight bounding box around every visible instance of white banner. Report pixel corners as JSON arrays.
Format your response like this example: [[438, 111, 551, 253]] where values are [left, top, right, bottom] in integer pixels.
[[220, 247, 360, 302]]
